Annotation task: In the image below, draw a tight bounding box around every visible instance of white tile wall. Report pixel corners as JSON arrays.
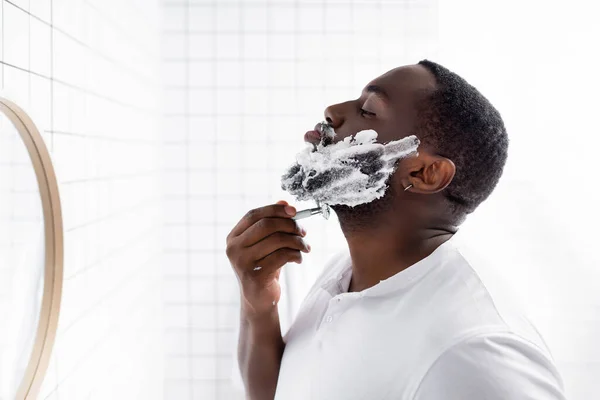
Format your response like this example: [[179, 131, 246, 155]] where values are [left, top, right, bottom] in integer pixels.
[[1, 0, 163, 399], [436, 1, 600, 398], [158, 1, 600, 399], [160, 0, 439, 398]]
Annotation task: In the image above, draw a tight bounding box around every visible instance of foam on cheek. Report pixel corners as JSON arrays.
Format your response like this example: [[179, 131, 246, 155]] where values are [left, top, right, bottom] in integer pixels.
[[281, 129, 420, 208]]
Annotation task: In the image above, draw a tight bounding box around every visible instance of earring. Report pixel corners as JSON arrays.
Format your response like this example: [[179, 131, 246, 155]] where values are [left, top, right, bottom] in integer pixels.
[[404, 184, 413, 192]]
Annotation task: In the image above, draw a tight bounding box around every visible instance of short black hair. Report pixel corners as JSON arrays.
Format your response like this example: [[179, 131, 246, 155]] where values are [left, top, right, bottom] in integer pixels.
[[416, 60, 509, 217]]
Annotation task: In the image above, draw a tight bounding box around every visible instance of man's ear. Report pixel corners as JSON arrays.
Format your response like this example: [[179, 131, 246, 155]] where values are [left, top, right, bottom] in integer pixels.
[[399, 153, 455, 194]]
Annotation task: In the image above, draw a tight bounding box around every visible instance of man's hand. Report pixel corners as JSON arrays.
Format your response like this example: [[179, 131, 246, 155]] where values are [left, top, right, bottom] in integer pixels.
[[226, 200, 310, 317]]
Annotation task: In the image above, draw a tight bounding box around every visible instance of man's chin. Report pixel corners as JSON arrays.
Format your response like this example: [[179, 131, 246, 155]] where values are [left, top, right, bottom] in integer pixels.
[[330, 187, 398, 229], [331, 199, 384, 219], [330, 203, 360, 214]]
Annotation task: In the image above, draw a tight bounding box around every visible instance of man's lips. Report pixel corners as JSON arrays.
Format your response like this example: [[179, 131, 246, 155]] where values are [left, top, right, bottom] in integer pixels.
[[304, 129, 322, 145]]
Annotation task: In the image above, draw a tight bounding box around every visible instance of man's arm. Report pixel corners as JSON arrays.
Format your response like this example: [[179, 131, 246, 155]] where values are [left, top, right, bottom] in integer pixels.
[[413, 332, 566, 400], [225, 201, 310, 399], [238, 306, 285, 400]]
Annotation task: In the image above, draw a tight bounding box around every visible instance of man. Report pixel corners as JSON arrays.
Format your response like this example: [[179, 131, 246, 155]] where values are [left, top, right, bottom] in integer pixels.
[[226, 60, 566, 399]]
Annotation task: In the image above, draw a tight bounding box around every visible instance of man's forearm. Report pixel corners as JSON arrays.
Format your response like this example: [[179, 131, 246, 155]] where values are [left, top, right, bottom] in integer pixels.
[[238, 306, 285, 400]]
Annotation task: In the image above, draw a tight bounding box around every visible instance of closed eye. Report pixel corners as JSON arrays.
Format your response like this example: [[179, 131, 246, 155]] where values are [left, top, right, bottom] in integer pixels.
[[360, 108, 376, 118]]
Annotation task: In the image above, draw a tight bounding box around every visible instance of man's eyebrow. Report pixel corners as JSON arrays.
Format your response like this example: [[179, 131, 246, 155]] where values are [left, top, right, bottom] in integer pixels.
[[364, 84, 388, 99]]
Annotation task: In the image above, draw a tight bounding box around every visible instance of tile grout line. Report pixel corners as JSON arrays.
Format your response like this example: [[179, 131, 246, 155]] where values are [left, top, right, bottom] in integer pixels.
[[183, 1, 193, 398], [212, 1, 220, 396]]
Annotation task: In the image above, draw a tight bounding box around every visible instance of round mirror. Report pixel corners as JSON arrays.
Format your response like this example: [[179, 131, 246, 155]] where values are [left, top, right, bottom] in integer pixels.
[[0, 97, 63, 400]]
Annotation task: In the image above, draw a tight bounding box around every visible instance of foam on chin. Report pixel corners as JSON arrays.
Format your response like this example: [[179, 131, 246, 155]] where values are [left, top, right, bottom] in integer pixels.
[[281, 129, 420, 208]]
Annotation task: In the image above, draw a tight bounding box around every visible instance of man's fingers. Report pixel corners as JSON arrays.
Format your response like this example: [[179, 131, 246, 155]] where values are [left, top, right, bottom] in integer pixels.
[[250, 232, 310, 262], [239, 217, 305, 247], [254, 248, 303, 274], [229, 203, 297, 238]]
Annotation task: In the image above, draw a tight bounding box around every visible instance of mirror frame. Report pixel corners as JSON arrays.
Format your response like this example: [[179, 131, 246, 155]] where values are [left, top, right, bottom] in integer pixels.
[[0, 97, 63, 400]]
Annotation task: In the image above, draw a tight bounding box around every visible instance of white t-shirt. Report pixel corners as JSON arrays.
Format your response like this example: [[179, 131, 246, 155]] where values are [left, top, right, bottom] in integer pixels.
[[274, 240, 566, 399]]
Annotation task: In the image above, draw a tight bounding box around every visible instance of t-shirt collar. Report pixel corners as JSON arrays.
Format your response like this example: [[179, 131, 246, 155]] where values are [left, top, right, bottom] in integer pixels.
[[320, 239, 456, 298]]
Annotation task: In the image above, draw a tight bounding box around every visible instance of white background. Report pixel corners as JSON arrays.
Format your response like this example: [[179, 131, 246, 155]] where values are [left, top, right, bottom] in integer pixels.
[[1, 0, 599, 399]]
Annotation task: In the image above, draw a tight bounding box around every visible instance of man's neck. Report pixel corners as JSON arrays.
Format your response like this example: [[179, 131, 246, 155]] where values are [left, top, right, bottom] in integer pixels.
[[341, 221, 455, 293]]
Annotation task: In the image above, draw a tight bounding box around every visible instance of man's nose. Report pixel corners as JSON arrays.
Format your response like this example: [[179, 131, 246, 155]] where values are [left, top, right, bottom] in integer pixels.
[[324, 104, 344, 129]]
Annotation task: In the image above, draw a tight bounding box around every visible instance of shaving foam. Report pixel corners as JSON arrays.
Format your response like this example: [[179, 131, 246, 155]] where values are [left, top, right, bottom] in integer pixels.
[[281, 128, 420, 208]]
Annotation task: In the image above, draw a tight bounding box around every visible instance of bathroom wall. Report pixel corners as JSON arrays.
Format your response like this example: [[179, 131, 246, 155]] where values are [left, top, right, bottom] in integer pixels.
[[160, 1, 439, 398], [3, 0, 589, 398], [436, 1, 600, 398], [0, 0, 164, 398]]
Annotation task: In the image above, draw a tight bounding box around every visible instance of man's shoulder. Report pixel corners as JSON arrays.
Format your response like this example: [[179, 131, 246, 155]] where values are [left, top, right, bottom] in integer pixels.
[[424, 241, 550, 355], [412, 330, 565, 400]]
